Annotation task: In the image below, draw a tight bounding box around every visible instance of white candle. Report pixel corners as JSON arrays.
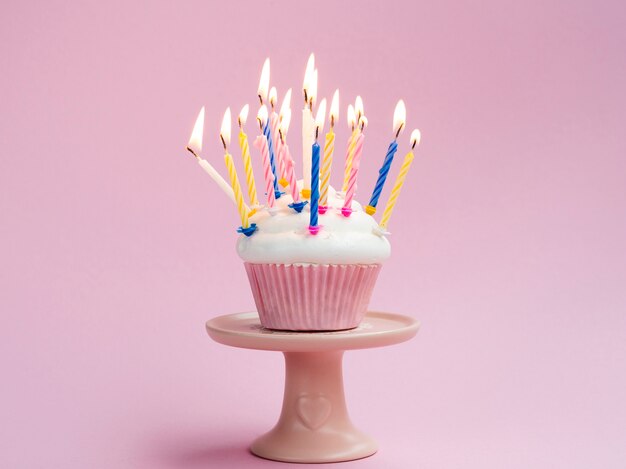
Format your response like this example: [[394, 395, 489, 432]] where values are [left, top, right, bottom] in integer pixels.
[[301, 54, 317, 198], [302, 107, 315, 197], [196, 158, 237, 204]]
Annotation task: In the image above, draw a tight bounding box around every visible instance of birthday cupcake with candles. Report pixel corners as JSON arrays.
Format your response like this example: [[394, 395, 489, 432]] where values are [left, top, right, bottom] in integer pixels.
[[184, 54, 422, 331]]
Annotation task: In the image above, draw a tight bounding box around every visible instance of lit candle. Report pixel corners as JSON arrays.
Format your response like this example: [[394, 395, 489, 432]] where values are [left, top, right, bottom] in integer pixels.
[[342, 117, 367, 217], [319, 89, 339, 214], [253, 105, 276, 208], [278, 109, 293, 170], [309, 98, 326, 235], [379, 129, 421, 232], [302, 53, 317, 199], [279, 110, 306, 213], [185, 107, 247, 210], [237, 104, 260, 210], [365, 99, 406, 215], [221, 108, 256, 236], [258, 58, 281, 199], [277, 88, 292, 187], [268, 86, 284, 187], [341, 104, 358, 192]]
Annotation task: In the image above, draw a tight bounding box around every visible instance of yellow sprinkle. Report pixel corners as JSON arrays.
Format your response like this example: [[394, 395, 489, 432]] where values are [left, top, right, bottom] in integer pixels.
[[364, 205, 376, 215]]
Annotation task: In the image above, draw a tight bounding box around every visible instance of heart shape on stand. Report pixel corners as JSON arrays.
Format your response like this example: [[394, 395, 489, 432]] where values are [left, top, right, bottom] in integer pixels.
[[296, 394, 332, 430]]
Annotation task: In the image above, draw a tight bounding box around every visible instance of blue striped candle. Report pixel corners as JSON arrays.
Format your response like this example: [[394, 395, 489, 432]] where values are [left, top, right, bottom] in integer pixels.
[[308, 140, 321, 235], [365, 140, 399, 215], [263, 120, 281, 198]]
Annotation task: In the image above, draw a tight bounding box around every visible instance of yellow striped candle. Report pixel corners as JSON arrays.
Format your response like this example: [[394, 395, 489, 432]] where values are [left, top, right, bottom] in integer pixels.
[[224, 152, 250, 228], [237, 105, 259, 209], [319, 129, 335, 210], [341, 104, 358, 192], [320, 89, 339, 212], [379, 129, 421, 231], [222, 108, 253, 234]]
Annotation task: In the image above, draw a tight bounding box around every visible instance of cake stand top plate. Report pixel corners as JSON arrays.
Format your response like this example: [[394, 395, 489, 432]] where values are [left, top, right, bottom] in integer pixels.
[[206, 311, 419, 352]]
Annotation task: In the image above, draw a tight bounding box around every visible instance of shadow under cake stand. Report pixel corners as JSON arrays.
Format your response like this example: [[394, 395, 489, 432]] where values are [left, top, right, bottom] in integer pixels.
[[206, 311, 419, 464]]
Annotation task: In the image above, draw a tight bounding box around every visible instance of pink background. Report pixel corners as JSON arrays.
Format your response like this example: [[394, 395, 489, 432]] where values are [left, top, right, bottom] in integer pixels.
[[2, 0, 625, 467]]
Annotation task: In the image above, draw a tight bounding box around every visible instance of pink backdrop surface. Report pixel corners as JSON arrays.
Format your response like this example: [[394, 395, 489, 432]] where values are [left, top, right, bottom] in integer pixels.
[[1, 0, 625, 467]]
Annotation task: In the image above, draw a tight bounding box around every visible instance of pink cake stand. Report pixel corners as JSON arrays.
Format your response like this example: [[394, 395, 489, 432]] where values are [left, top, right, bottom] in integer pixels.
[[206, 311, 420, 464]]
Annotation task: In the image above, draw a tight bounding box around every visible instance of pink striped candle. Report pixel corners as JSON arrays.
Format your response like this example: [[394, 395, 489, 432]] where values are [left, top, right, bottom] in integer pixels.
[[254, 134, 276, 208], [277, 88, 292, 186], [270, 112, 284, 184], [269, 87, 286, 188], [284, 144, 300, 203], [341, 126, 365, 217]]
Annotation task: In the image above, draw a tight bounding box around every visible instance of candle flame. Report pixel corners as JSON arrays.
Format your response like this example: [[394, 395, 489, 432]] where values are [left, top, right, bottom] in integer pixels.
[[315, 98, 327, 136], [238, 104, 249, 127], [220, 107, 231, 149], [257, 104, 269, 129], [269, 87, 277, 109], [280, 88, 292, 119], [355, 95, 364, 120], [303, 53, 315, 101], [309, 69, 318, 108], [393, 99, 406, 138], [329, 89, 339, 127], [347, 104, 356, 129], [187, 106, 204, 156], [258, 58, 270, 104], [410, 128, 421, 149], [280, 108, 292, 136]]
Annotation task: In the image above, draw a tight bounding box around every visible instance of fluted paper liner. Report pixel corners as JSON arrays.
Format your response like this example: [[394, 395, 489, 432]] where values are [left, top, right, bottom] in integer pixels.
[[244, 263, 382, 331]]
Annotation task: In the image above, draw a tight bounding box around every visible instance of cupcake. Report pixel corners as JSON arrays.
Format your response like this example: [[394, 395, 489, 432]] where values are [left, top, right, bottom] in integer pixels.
[[237, 184, 390, 331], [183, 56, 422, 331]]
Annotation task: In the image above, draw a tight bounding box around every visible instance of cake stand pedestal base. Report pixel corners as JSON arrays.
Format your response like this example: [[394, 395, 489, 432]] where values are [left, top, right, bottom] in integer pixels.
[[206, 311, 419, 464], [251, 351, 376, 463]]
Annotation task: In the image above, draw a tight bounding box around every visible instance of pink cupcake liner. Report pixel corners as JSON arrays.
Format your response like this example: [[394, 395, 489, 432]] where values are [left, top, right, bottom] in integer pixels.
[[244, 263, 382, 331]]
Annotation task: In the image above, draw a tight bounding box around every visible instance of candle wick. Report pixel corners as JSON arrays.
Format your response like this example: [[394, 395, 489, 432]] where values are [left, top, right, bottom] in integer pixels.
[[395, 123, 404, 139], [303, 89, 308, 105], [238, 117, 242, 128], [279, 128, 284, 143], [220, 135, 228, 150], [412, 140, 417, 150], [258, 95, 263, 105], [315, 126, 319, 140], [185, 146, 199, 158]]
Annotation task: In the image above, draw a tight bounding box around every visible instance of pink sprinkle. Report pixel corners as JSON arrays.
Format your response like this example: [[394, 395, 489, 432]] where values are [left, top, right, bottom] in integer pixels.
[[308, 225, 321, 235]]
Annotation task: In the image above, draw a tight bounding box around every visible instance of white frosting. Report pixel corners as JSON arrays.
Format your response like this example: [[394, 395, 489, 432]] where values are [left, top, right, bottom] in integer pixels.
[[236, 182, 391, 265]]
